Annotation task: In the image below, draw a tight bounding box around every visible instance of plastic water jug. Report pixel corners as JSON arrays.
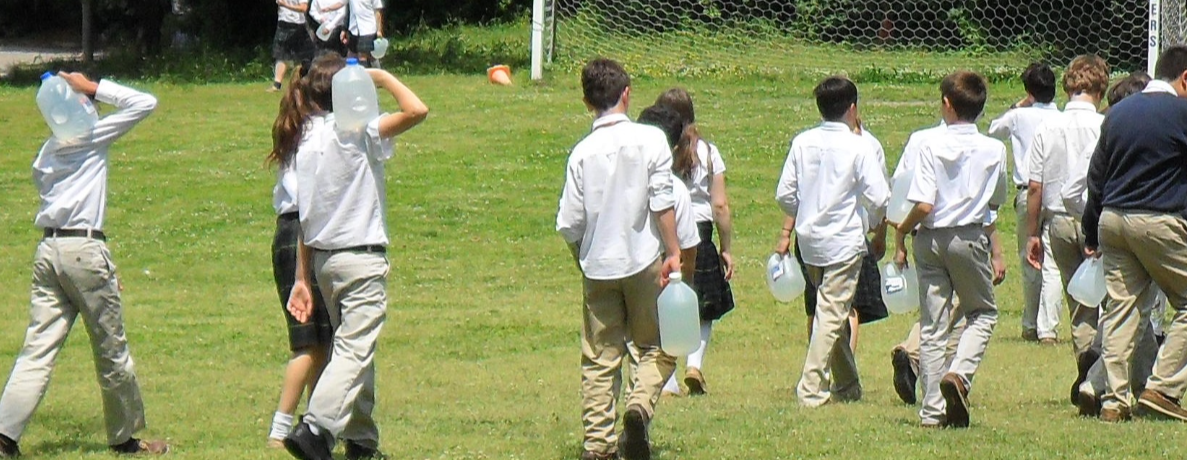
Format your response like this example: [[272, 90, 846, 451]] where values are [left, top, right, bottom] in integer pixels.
[[887, 170, 914, 224], [372, 37, 389, 59], [1067, 258, 1107, 307], [332, 58, 379, 134], [766, 253, 806, 303], [881, 263, 920, 314], [36, 72, 98, 141], [658, 272, 700, 357]]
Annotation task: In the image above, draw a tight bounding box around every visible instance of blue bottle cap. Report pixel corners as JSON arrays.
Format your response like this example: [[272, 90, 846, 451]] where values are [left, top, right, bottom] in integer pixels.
[[346, 58, 359, 66], [40, 72, 53, 80]]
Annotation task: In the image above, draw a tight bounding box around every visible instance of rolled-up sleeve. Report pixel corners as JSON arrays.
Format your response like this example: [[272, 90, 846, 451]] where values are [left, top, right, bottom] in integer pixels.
[[556, 155, 585, 243], [775, 145, 799, 217], [365, 116, 396, 161]]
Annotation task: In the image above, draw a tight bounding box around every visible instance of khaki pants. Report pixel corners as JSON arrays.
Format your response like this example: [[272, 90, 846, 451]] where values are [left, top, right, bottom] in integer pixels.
[[304, 250, 389, 449], [914, 225, 999, 425], [1017, 192, 1063, 339], [0, 237, 145, 445], [796, 254, 863, 407], [895, 319, 965, 377], [1098, 209, 1187, 411], [1047, 214, 1099, 357], [581, 258, 674, 455]]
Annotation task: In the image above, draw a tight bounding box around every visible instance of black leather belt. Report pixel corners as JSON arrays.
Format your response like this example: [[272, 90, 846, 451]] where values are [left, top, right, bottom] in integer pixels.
[[43, 228, 106, 241], [323, 245, 386, 255]]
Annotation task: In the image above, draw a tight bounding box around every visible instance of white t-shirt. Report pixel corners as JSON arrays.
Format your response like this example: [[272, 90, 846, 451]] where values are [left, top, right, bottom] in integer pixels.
[[907, 124, 1008, 229], [278, 0, 307, 24], [776, 122, 889, 267], [1026, 101, 1104, 215], [673, 178, 701, 250], [34, 80, 157, 231], [348, 0, 384, 36], [686, 139, 726, 223], [987, 102, 1060, 186], [296, 113, 395, 249], [555, 113, 676, 280]]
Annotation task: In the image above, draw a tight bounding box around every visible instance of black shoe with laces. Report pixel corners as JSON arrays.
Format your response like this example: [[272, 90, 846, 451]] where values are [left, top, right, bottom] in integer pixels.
[[283, 422, 333, 460], [0, 433, 19, 458], [1071, 349, 1100, 405], [618, 406, 651, 460], [345, 440, 389, 460], [110, 438, 170, 455], [891, 347, 917, 405]]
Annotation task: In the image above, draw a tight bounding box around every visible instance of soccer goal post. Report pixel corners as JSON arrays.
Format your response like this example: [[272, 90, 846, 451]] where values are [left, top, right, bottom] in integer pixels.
[[533, 0, 1179, 80]]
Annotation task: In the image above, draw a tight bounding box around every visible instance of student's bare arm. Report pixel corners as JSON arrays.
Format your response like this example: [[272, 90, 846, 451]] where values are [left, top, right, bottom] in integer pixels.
[[893, 202, 932, 267], [985, 223, 1007, 285], [287, 237, 316, 323], [376, 9, 384, 37], [655, 207, 682, 286], [367, 69, 429, 138], [1025, 181, 1044, 269], [709, 173, 735, 279]]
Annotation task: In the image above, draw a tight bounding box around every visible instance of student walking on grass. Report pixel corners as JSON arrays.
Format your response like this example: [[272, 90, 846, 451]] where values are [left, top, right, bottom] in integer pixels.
[[265, 64, 336, 449], [894, 71, 1008, 428], [270, 0, 315, 92], [282, 54, 428, 460], [0, 73, 168, 456], [651, 88, 736, 397], [987, 63, 1063, 345], [556, 58, 684, 460], [775, 76, 890, 407], [1084, 45, 1187, 423]]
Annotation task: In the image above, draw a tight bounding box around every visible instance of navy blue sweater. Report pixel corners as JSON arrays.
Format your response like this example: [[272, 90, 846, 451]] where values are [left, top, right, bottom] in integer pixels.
[[1084, 91, 1187, 247]]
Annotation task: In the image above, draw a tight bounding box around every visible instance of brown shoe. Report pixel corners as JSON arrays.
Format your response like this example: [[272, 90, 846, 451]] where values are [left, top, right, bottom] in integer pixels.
[[111, 438, 170, 455], [939, 373, 970, 428], [1077, 387, 1102, 418], [684, 367, 707, 395], [266, 438, 285, 449], [1039, 337, 1058, 346], [1137, 389, 1187, 422], [1100, 406, 1131, 423], [580, 451, 616, 460]]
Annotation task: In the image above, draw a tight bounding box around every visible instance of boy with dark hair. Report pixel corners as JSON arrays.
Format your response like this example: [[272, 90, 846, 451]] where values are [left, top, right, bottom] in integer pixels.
[[775, 76, 889, 407], [556, 58, 684, 460], [895, 71, 1007, 428], [988, 62, 1063, 344], [1023, 54, 1110, 406], [1085, 44, 1187, 423]]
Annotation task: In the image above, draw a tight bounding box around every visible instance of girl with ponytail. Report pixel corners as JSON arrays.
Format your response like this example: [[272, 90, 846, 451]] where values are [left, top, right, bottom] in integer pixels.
[[654, 88, 736, 396], [264, 54, 344, 447]]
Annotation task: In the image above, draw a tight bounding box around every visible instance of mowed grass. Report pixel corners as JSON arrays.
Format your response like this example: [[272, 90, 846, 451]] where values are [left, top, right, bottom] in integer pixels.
[[0, 69, 1181, 460]]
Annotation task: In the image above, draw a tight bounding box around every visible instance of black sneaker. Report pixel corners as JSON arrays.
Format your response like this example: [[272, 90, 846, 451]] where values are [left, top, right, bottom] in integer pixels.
[[110, 438, 169, 455], [891, 347, 917, 405], [283, 422, 333, 460], [0, 433, 19, 458], [1071, 349, 1100, 405], [345, 440, 389, 460], [618, 406, 650, 460]]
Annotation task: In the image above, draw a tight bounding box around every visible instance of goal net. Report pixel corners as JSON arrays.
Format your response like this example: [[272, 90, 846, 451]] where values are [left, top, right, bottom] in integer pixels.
[[539, 0, 1181, 78]]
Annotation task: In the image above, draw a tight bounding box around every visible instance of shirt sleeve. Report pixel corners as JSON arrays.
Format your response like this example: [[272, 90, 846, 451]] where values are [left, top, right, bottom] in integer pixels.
[[1026, 128, 1048, 184], [989, 146, 1009, 209], [987, 111, 1013, 141], [365, 115, 396, 161], [1084, 118, 1111, 247], [857, 144, 890, 226], [85, 80, 157, 149], [774, 143, 799, 217], [647, 131, 676, 212], [556, 154, 585, 244], [906, 146, 938, 206], [710, 143, 726, 175], [675, 185, 701, 250]]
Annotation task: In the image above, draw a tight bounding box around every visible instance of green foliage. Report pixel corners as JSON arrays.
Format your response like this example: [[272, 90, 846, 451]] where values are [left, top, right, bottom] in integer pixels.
[[2, 46, 271, 86]]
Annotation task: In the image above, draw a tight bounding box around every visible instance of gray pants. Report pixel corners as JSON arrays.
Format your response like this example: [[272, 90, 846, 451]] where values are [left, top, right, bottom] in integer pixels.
[[0, 237, 145, 445], [914, 225, 999, 425], [304, 250, 389, 449]]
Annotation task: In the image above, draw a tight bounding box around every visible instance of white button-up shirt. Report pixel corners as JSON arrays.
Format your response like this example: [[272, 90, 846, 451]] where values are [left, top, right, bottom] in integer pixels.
[[776, 122, 889, 267], [687, 140, 725, 223], [891, 122, 946, 181], [673, 179, 701, 250], [296, 113, 395, 249], [1026, 101, 1104, 215], [908, 124, 1008, 229], [348, 0, 383, 36], [556, 113, 676, 280], [273, 164, 299, 215], [988, 102, 1060, 186], [33, 80, 157, 231], [1060, 143, 1094, 217]]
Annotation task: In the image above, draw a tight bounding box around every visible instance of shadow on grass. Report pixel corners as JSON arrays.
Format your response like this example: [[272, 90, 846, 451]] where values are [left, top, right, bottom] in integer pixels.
[[30, 438, 110, 456]]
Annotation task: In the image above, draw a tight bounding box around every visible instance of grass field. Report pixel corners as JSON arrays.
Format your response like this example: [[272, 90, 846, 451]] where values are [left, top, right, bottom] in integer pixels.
[[0, 64, 1182, 459]]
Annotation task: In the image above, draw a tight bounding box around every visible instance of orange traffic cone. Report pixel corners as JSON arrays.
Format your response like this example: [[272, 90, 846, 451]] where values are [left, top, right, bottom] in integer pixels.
[[487, 65, 512, 86]]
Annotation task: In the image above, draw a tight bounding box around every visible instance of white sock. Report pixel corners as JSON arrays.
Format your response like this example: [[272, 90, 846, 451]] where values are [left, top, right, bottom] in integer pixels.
[[686, 321, 713, 370], [663, 373, 681, 394], [269, 412, 294, 440], [307, 423, 321, 436]]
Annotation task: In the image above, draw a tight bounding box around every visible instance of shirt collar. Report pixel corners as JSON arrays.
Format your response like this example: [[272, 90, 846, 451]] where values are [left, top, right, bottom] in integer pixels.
[[819, 121, 851, 132], [592, 113, 631, 130], [1064, 101, 1098, 112], [1144, 80, 1178, 96], [1032, 102, 1059, 110], [945, 123, 980, 134]]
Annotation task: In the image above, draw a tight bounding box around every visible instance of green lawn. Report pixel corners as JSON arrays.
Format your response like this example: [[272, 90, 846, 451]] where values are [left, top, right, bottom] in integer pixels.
[[0, 69, 1180, 460]]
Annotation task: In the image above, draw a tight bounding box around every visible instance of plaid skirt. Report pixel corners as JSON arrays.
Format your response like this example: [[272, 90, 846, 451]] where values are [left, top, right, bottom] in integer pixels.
[[794, 240, 888, 325], [694, 221, 735, 321]]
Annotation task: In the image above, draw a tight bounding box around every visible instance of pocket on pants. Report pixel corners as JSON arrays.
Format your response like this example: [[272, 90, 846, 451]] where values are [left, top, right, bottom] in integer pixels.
[[73, 241, 117, 292]]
